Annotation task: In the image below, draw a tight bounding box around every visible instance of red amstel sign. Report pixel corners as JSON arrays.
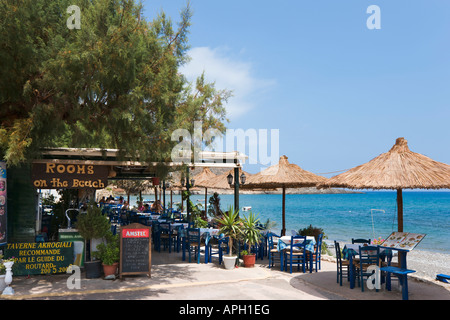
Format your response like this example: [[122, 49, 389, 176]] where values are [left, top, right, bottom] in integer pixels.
[[122, 229, 149, 238]]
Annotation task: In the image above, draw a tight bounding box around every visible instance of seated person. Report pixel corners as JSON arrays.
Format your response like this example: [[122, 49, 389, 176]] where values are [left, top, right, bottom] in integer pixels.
[[137, 201, 145, 212], [150, 200, 163, 213], [99, 196, 106, 205], [143, 204, 151, 213], [121, 201, 129, 212]]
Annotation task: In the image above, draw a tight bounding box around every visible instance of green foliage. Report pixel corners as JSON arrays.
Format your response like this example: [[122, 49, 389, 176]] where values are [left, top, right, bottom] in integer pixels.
[[240, 211, 262, 248], [207, 192, 223, 217], [297, 224, 329, 254], [93, 231, 120, 265], [0, 0, 230, 166], [193, 215, 208, 228], [215, 206, 242, 256], [260, 218, 278, 232], [75, 203, 110, 241]]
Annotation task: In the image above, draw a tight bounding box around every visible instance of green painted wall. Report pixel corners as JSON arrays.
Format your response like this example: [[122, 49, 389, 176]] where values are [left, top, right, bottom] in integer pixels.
[[7, 164, 37, 243]]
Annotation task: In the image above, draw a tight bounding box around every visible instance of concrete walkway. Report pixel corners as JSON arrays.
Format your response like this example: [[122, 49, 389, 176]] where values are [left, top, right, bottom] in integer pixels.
[[1, 250, 449, 301]]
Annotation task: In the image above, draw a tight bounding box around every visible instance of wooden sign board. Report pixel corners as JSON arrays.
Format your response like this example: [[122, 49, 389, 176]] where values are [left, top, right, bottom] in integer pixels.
[[380, 232, 426, 251], [119, 223, 151, 279], [31, 163, 108, 189], [3, 242, 74, 276]]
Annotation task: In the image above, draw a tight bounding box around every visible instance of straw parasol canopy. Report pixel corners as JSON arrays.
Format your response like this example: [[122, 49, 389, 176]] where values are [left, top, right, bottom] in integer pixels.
[[242, 155, 328, 235], [191, 167, 217, 212], [198, 167, 251, 190], [319, 137, 450, 232], [192, 167, 216, 187]]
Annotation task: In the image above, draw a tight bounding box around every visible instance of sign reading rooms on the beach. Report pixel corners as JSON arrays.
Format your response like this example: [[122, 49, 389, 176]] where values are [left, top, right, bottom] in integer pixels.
[[120, 223, 151, 279], [4, 242, 74, 276], [31, 163, 108, 189]]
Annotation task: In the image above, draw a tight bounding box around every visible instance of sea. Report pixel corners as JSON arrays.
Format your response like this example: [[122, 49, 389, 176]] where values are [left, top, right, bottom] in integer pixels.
[[130, 191, 450, 254]]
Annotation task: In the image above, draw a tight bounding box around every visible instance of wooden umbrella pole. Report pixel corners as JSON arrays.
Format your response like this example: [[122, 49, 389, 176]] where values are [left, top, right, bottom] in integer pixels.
[[205, 187, 208, 217], [397, 188, 403, 232], [282, 186, 286, 236]]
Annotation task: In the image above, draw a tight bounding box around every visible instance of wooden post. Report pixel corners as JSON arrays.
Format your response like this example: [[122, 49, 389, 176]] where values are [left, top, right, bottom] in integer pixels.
[[205, 187, 208, 216], [282, 186, 286, 236], [397, 188, 405, 265], [234, 167, 239, 215], [397, 189, 403, 232]]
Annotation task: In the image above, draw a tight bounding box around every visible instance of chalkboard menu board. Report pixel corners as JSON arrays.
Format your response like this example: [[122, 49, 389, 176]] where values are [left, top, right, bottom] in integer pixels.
[[119, 223, 151, 278]]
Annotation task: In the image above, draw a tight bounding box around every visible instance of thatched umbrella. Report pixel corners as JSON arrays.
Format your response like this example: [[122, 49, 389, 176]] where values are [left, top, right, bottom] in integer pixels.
[[197, 167, 252, 216], [191, 167, 217, 213], [198, 167, 251, 190], [319, 137, 450, 232], [241, 155, 328, 235]]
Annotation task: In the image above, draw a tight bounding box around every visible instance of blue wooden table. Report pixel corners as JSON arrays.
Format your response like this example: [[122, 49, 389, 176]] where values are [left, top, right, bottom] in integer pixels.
[[344, 244, 416, 300]]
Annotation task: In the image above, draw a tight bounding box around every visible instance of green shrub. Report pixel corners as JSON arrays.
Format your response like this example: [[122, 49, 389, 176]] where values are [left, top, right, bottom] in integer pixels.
[[298, 224, 329, 254]]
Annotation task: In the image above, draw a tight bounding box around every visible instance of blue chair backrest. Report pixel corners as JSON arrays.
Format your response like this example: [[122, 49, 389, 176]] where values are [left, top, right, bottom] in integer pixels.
[[316, 233, 323, 254], [187, 228, 200, 243], [267, 232, 280, 248], [290, 235, 307, 251], [334, 240, 342, 261], [359, 245, 380, 265], [160, 222, 172, 234], [152, 221, 161, 233], [352, 238, 370, 244]]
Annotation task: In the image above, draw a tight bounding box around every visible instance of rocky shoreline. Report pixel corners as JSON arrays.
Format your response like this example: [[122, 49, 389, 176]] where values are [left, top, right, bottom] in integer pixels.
[[174, 187, 362, 195]]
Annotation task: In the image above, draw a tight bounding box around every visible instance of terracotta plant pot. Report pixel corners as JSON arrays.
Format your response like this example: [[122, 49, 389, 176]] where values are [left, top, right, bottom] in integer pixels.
[[243, 254, 256, 268], [102, 262, 118, 277]]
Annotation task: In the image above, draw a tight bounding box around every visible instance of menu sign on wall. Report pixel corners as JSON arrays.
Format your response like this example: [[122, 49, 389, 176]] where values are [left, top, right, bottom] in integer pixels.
[[120, 223, 151, 279], [0, 161, 7, 245], [31, 163, 108, 189]]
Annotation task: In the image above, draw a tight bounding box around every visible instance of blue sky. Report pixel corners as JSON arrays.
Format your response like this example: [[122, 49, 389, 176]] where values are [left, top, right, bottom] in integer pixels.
[[142, 1, 450, 176]]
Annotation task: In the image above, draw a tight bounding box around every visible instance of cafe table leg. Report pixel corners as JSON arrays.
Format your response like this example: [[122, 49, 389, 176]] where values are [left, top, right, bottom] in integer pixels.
[[182, 236, 186, 261], [349, 255, 355, 289]]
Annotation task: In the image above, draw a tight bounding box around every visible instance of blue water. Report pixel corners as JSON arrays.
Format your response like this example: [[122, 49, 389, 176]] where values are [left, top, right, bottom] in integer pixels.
[[131, 191, 450, 254]]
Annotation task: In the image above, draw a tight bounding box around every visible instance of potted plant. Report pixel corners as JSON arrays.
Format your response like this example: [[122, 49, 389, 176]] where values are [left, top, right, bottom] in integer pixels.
[[215, 206, 242, 270], [240, 211, 262, 268], [75, 202, 111, 278], [93, 231, 120, 278]]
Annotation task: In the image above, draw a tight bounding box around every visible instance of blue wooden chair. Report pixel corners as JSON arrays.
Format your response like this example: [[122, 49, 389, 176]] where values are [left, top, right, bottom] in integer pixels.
[[357, 245, 380, 292], [436, 274, 450, 283], [207, 234, 228, 265], [152, 221, 161, 251], [267, 232, 281, 270], [334, 241, 350, 286], [284, 235, 308, 274], [119, 211, 129, 225], [159, 222, 177, 253], [352, 238, 371, 245], [308, 233, 323, 272], [186, 228, 201, 264]]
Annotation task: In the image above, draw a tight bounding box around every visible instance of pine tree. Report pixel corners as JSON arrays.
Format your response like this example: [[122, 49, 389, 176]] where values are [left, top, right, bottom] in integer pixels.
[[0, 0, 230, 166]]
